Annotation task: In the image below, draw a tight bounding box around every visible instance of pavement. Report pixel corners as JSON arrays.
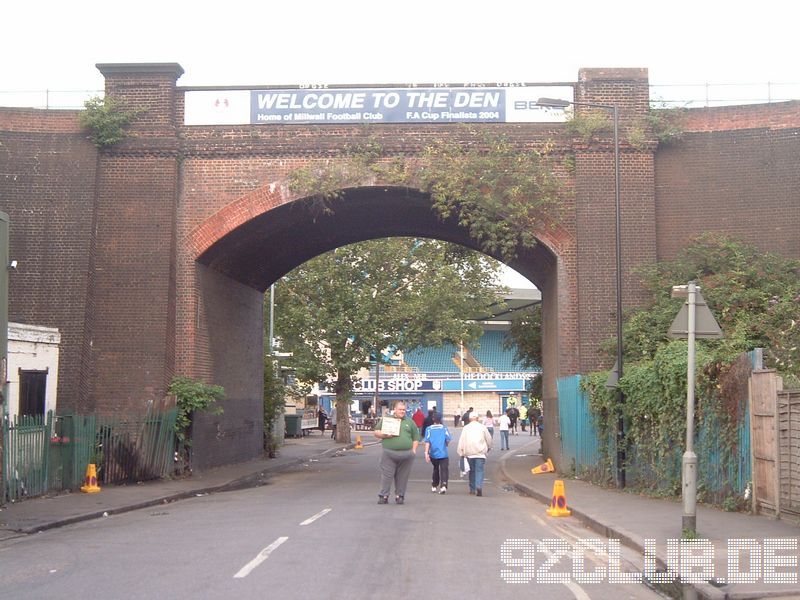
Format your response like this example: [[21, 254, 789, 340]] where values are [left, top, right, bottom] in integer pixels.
[[2, 429, 799, 600]]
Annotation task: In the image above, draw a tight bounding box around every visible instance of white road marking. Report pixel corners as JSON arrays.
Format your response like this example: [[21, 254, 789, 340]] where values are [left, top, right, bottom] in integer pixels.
[[533, 525, 592, 600], [300, 508, 331, 526], [233, 536, 288, 578], [563, 580, 592, 600]]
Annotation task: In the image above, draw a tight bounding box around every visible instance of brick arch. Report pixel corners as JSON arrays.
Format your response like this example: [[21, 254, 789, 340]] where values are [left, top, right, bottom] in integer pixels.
[[186, 182, 289, 260], [187, 180, 574, 291], [181, 181, 578, 470]]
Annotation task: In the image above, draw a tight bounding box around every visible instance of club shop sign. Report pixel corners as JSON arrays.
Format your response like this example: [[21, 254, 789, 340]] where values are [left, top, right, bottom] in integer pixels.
[[184, 85, 573, 125]]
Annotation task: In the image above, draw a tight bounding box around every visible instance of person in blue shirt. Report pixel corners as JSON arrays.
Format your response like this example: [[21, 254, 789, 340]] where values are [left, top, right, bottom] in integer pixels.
[[423, 413, 452, 494]]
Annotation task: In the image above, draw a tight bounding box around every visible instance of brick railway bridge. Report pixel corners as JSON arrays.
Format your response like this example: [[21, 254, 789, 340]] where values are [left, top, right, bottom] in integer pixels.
[[1, 64, 798, 469]]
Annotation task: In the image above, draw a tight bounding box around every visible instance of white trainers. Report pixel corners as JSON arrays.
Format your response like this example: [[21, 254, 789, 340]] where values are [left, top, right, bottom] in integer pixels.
[[431, 486, 438, 493], [439, 486, 447, 495]]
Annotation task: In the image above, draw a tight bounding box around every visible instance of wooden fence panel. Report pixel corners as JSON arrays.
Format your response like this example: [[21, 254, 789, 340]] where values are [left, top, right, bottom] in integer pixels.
[[778, 390, 800, 518], [750, 370, 779, 515]]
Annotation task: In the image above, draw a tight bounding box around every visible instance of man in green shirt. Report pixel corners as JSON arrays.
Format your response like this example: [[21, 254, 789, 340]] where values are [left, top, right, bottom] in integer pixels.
[[373, 400, 420, 504]]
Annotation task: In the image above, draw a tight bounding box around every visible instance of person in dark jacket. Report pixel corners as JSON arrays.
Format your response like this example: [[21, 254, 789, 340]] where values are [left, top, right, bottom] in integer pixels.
[[421, 408, 436, 438]]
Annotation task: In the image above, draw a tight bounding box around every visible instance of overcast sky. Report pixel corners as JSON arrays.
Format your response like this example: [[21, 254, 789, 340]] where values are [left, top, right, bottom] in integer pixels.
[[3, 0, 798, 103]]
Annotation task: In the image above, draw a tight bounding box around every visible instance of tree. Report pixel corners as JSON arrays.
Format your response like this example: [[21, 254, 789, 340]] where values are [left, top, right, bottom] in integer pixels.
[[620, 233, 800, 381], [273, 237, 506, 442], [582, 234, 800, 495], [504, 304, 543, 402]]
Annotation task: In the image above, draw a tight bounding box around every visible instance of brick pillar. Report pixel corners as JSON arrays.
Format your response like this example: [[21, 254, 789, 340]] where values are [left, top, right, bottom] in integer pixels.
[[80, 63, 183, 414], [573, 68, 656, 373]]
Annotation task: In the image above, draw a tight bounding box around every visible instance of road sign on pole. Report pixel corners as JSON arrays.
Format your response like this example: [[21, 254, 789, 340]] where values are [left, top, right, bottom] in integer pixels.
[[668, 289, 723, 339], [668, 282, 723, 535]]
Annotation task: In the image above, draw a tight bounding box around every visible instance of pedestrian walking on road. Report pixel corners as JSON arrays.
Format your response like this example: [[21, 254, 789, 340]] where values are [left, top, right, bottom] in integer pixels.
[[329, 405, 338, 439], [461, 407, 473, 428], [421, 408, 436, 439], [454, 407, 461, 428], [457, 412, 492, 497], [483, 410, 495, 437], [498, 411, 511, 450], [424, 413, 451, 494], [519, 404, 528, 432], [373, 400, 420, 505], [317, 406, 327, 435], [412, 407, 425, 430]]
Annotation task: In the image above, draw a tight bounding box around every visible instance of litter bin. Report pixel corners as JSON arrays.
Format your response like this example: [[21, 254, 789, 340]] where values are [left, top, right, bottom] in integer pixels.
[[284, 414, 303, 438]]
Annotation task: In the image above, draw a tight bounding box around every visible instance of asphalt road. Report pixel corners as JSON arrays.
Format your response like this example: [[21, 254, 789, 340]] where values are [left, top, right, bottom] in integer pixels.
[[0, 432, 666, 599]]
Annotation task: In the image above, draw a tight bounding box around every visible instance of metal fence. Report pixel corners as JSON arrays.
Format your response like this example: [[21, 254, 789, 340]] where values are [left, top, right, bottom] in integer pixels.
[[2, 407, 177, 503], [557, 374, 751, 503], [0, 82, 798, 110]]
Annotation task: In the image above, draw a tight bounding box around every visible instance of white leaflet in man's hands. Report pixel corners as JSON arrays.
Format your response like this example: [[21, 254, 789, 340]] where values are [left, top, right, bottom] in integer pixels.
[[380, 417, 401, 436]]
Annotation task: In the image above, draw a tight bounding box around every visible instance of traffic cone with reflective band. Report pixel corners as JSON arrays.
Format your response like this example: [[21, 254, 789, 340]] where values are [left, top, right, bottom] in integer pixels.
[[546, 480, 571, 517], [531, 458, 555, 475], [80, 464, 101, 494], [354, 435, 363, 450]]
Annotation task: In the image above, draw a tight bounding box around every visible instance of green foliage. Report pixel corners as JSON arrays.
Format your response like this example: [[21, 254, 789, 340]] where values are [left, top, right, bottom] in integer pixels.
[[168, 376, 225, 447], [287, 133, 563, 261], [625, 124, 649, 149], [505, 304, 542, 370], [682, 528, 700, 540], [626, 233, 800, 377], [564, 110, 613, 143], [583, 234, 799, 502], [263, 356, 286, 457], [272, 238, 505, 440], [413, 132, 562, 260], [644, 107, 687, 145], [79, 96, 143, 148]]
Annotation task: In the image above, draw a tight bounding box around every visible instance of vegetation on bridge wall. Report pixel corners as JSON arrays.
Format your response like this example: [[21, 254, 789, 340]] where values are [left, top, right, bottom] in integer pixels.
[[582, 234, 800, 505], [287, 131, 564, 261]]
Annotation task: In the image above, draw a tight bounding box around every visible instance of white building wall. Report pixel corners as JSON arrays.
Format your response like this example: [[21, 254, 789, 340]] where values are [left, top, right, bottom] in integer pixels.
[[7, 322, 61, 418]]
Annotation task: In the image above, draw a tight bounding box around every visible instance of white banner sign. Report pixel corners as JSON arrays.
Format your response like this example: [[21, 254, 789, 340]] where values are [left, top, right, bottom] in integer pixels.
[[184, 85, 574, 126]]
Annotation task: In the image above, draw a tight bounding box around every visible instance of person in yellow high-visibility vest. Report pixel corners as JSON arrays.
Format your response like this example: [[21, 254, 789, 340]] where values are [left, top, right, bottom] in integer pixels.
[[519, 404, 528, 432]]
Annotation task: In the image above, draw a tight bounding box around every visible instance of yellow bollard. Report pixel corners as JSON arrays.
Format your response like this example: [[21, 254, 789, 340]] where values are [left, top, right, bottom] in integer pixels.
[[354, 435, 363, 450], [546, 480, 571, 517], [531, 458, 555, 475], [80, 463, 102, 493]]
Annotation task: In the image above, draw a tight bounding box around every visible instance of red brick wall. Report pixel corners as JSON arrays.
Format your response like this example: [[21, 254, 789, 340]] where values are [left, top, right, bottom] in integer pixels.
[[3, 64, 799, 469], [680, 101, 800, 132], [655, 126, 800, 262], [0, 110, 97, 412]]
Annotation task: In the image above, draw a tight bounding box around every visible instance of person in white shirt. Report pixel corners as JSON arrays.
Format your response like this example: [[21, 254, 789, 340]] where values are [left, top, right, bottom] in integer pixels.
[[498, 412, 511, 450], [457, 412, 493, 497]]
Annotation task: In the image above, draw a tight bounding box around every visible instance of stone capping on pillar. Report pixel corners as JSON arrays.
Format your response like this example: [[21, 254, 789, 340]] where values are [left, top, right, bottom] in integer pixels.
[[579, 68, 648, 82], [96, 62, 185, 80]]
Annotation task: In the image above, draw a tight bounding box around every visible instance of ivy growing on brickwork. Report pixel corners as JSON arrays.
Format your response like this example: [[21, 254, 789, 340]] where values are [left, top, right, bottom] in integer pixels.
[[582, 234, 800, 503], [79, 96, 144, 148], [168, 376, 225, 449], [287, 130, 564, 260]]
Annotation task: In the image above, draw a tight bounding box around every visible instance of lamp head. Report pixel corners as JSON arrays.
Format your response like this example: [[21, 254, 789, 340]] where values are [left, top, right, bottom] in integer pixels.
[[536, 97, 571, 108]]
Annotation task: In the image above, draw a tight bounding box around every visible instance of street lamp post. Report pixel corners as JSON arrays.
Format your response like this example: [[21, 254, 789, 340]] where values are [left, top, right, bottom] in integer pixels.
[[537, 97, 625, 488]]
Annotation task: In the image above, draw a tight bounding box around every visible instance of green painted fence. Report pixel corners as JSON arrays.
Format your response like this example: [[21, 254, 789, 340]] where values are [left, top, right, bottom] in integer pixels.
[[3, 407, 177, 503], [557, 374, 751, 503]]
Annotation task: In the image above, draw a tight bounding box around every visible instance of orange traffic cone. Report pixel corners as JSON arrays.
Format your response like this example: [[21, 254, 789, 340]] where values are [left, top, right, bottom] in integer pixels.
[[354, 435, 363, 450], [546, 480, 571, 517], [80, 463, 101, 493], [531, 458, 555, 475]]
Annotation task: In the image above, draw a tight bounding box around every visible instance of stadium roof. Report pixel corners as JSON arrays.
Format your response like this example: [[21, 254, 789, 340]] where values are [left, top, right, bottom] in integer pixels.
[[473, 287, 541, 323]]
